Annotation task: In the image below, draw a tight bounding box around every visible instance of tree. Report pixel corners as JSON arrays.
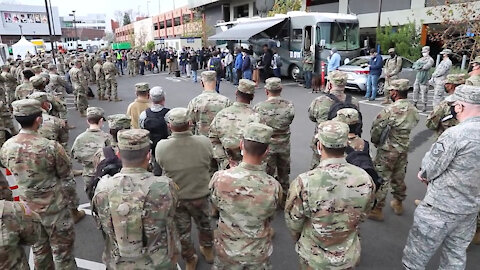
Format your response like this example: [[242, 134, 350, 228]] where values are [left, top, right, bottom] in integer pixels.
[[145, 41, 155, 51], [103, 31, 115, 44], [376, 22, 421, 61], [268, 0, 302, 16], [123, 13, 131, 26]]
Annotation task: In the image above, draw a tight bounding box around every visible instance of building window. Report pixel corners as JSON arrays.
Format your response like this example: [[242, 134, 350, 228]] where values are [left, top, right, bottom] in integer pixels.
[[166, 19, 172, 27], [233, 4, 249, 19], [159, 21, 165, 29], [154, 23, 158, 30], [174, 17, 181, 26]]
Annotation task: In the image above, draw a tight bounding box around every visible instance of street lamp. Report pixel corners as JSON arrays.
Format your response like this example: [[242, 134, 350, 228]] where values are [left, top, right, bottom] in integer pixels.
[[19, 25, 23, 36], [69, 10, 79, 50]]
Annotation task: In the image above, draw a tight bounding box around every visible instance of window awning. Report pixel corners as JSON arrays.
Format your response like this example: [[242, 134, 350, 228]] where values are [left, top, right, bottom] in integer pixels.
[[208, 18, 287, 41]]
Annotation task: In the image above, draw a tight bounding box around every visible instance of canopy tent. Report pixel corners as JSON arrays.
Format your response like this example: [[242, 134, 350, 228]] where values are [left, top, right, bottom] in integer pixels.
[[209, 18, 287, 41], [12, 37, 36, 59]]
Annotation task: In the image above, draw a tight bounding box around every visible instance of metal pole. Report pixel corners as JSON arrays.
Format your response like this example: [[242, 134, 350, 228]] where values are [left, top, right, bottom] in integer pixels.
[[376, 0, 383, 44], [44, 0, 56, 62], [48, 0, 58, 57], [73, 11, 79, 50], [19, 25, 23, 36], [461, 54, 467, 70]]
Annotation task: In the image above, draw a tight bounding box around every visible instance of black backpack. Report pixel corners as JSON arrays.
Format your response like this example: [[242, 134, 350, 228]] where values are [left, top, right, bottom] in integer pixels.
[[143, 108, 170, 150], [326, 93, 363, 135], [345, 140, 383, 191], [88, 146, 122, 201], [210, 57, 222, 75]]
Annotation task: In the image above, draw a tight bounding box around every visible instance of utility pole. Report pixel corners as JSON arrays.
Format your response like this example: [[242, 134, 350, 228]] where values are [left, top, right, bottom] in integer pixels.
[[147, 1, 151, 17], [69, 10, 79, 50], [44, 0, 56, 63], [376, 0, 383, 47], [19, 25, 23, 36]]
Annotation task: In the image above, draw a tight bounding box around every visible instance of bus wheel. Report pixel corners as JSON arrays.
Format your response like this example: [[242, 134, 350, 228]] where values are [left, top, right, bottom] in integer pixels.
[[289, 65, 300, 81]]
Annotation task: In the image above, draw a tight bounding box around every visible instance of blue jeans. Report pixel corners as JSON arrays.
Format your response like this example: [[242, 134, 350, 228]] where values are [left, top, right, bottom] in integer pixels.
[[243, 70, 252, 80], [366, 74, 380, 99], [192, 70, 197, 83], [273, 68, 281, 77], [215, 75, 221, 93], [304, 71, 312, 88]]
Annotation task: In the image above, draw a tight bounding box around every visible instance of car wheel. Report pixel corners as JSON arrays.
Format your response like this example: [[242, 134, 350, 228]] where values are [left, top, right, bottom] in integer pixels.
[[289, 65, 300, 81], [377, 79, 385, 96]]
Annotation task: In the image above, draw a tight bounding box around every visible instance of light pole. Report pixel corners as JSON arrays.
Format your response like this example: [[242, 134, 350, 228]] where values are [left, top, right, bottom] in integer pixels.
[[69, 10, 79, 50], [19, 25, 23, 36], [147, 1, 151, 17]]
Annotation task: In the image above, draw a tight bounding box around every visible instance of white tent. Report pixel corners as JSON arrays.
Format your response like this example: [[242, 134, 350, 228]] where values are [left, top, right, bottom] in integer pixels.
[[12, 37, 36, 59]]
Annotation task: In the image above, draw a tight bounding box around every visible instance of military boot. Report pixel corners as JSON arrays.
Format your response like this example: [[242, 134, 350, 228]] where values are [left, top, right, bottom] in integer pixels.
[[199, 246, 214, 264], [114, 98, 123, 102], [71, 209, 86, 224], [471, 229, 480, 245], [413, 102, 418, 109], [80, 111, 87, 117], [390, 199, 404, 215], [185, 254, 198, 270], [368, 207, 384, 221], [414, 199, 422, 206]]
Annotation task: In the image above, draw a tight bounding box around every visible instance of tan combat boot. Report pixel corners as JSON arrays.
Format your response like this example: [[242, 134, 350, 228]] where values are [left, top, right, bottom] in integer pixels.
[[185, 254, 198, 270], [71, 209, 86, 224], [72, 169, 83, 177], [390, 199, 404, 215], [472, 229, 480, 245], [414, 199, 422, 206], [368, 207, 384, 221], [199, 246, 214, 264]]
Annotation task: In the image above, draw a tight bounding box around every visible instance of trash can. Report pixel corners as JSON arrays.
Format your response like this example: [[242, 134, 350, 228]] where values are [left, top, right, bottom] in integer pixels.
[[175, 70, 180, 77]]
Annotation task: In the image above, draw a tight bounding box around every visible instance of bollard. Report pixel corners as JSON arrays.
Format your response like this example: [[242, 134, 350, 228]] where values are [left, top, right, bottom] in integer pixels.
[[461, 55, 467, 70], [436, 54, 441, 67], [321, 61, 326, 88]]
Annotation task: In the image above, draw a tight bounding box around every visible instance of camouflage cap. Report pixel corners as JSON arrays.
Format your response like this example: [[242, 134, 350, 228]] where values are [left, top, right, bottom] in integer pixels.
[[32, 65, 42, 73], [47, 63, 56, 69], [201, 70, 216, 81], [107, 114, 131, 129], [316, 120, 349, 148], [135, 82, 150, 92], [421, 46, 430, 53], [388, 48, 395, 53], [27, 91, 48, 103], [327, 70, 348, 86], [29, 75, 47, 88], [117, 129, 151, 150], [74, 59, 82, 64], [333, 108, 360, 125], [1, 64, 9, 69], [440, 48, 452, 55], [445, 85, 480, 104], [446, 74, 466, 85], [237, 79, 256, 94], [166, 107, 190, 126], [472, 56, 480, 64], [386, 79, 409, 92], [40, 72, 50, 80], [243, 122, 273, 144], [86, 107, 105, 118], [265, 77, 282, 91], [12, 99, 42, 116]]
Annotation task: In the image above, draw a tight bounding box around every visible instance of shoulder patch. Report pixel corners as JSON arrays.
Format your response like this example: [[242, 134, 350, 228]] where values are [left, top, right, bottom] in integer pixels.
[[431, 142, 445, 157]]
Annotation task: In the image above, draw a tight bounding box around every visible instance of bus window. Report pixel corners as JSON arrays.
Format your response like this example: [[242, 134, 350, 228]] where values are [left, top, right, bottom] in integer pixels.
[[304, 26, 312, 51], [291, 28, 302, 51], [317, 22, 360, 50]]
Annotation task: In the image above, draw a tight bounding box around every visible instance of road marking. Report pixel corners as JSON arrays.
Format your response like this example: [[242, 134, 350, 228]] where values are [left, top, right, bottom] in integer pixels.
[[359, 100, 429, 117], [165, 77, 182, 82]]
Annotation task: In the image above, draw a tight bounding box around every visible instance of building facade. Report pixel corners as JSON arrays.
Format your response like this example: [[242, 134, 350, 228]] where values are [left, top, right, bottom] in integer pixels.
[[60, 13, 106, 42]]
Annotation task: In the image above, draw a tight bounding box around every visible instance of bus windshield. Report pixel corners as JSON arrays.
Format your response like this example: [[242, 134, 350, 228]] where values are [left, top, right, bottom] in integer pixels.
[[317, 22, 360, 50]]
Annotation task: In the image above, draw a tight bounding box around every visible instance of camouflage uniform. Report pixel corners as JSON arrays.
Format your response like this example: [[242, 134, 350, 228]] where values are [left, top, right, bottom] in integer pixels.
[[0, 200, 54, 270], [0, 101, 16, 147], [253, 77, 295, 202], [431, 49, 453, 107], [69, 60, 88, 114], [2, 66, 17, 104], [333, 108, 365, 151], [209, 79, 258, 170], [285, 120, 375, 269], [383, 48, 403, 90], [48, 70, 69, 100], [466, 58, 480, 86], [403, 85, 480, 269], [371, 79, 419, 212], [210, 123, 282, 269], [56, 55, 65, 75], [0, 99, 77, 269], [127, 51, 136, 77], [15, 80, 34, 100], [71, 107, 113, 193], [156, 108, 214, 264], [187, 71, 233, 136], [93, 60, 106, 99], [92, 129, 180, 269], [126, 83, 151, 129], [308, 71, 359, 169], [103, 57, 118, 100], [412, 46, 435, 109]]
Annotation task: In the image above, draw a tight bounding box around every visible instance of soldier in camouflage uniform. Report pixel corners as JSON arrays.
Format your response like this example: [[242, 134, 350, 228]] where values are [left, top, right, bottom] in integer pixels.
[[2, 64, 17, 105], [210, 123, 282, 269], [209, 79, 259, 169], [93, 57, 106, 100], [285, 120, 375, 269], [430, 48, 453, 107], [187, 71, 232, 136], [467, 56, 480, 86], [127, 50, 136, 77], [69, 59, 88, 116], [0, 99, 77, 269], [334, 108, 365, 151], [71, 107, 113, 196], [156, 108, 214, 269], [369, 79, 419, 221], [56, 54, 65, 75], [403, 85, 480, 269], [382, 48, 403, 105], [103, 56, 120, 101], [412, 46, 435, 112], [92, 129, 180, 269], [308, 70, 359, 169], [253, 77, 294, 206], [15, 69, 35, 100], [48, 64, 68, 100]]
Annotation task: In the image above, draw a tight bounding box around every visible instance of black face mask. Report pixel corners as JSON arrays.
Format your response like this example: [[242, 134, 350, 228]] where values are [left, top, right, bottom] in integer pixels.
[[389, 53, 395, 58], [450, 105, 458, 120]]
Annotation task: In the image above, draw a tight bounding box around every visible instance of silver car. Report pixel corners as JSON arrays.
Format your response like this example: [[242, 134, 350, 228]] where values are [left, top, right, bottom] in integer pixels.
[[338, 55, 417, 95]]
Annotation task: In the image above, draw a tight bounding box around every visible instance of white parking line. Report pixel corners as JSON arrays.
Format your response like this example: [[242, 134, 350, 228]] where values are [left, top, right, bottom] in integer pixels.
[[359, 100, 429, 117]]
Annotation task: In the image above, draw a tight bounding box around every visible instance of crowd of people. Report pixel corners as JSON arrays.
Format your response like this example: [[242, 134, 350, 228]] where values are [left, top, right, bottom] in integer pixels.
[[0, 44, 479, 270]]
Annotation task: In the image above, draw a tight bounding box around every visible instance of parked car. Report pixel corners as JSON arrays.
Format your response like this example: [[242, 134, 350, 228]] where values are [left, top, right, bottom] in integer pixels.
[[338, 55, 417, 96]]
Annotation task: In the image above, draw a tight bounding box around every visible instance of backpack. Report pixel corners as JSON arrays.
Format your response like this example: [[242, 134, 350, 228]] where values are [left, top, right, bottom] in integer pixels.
[[210, 57, 222, 75], [143, 108, 170, 150], [326, 93, 363, 135], [88, 146, 122, 201], [345, 140, 384, 191]]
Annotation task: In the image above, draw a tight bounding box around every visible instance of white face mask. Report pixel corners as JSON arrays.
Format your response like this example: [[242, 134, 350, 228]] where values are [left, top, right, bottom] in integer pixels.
[[241, 150, 244, 156], [317, 149, 322, 156], [422, 52, 429, 57]]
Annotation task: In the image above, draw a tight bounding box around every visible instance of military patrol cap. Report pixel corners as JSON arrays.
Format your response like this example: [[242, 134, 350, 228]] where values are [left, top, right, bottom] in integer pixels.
[[117, 129, 151, 150], [107, 114, 131, 129], [265, 77, 282, 91], [333, 108, 360, 125], [472, 56, 480, 64], [1, 64, 9, 69], [27, 91, 48, 103], [440, 48, 452, 55], [29, 75, 47, 88], [24, 59, 31, 64], [32, 65, 42, 73], [386, 79, 409, 92], [12, 99, 42, 116], [74, 59, 82, 64], [40, 72, 50, 81], [149, 86, 165, 102], [47, 63, 56, 69], [316, 120, 349, 148], [243, 122, 273, 144], [135, 82, 150, 92], [86, 107, 105, 119], [237, 79, 256, 94], [445, 85, 480, 104], [388, 48, 395, 53], [327, 70, 348, 86], [421, 46, 430, 53], [445, 74, 466, 85], [201, 70, 216, 81], [166, 107, 190, 126]]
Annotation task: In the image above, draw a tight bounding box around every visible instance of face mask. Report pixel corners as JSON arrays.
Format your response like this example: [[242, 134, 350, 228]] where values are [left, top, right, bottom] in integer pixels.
[[450, 105, 458, 119], [389, 53, 395, 58], [317, 149, 322, 156], [422, 52, 429, 57], [47, 102, 53, 112], [390, 92, 396, 102], [241, 150, 244, 156]]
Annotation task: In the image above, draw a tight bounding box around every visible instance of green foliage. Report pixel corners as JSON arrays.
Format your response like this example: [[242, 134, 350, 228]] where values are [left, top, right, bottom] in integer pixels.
[[268, 0, 302, 16], [145, 41, 155, 51], [376, 22, 421, 61], [123, 13, 131, 26]]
